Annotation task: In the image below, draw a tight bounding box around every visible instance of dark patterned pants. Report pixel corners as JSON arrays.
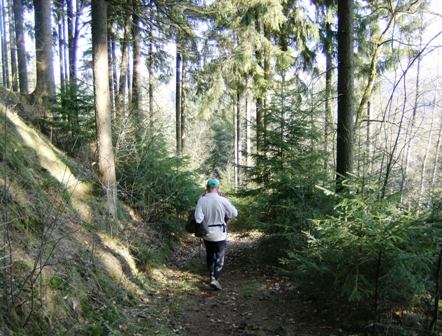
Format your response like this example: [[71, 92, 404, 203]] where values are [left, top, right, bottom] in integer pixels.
[[203, 240, 226, 280]]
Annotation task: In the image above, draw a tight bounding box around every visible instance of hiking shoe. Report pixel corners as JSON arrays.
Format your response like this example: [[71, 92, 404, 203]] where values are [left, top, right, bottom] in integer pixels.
[[210, 278, 222, 290]]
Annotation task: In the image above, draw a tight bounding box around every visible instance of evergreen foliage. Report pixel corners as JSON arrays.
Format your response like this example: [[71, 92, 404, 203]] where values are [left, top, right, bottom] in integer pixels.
[[284, 179, 440, 319], [243, 75, 327, 250], [117, 124, 200, 230], [202, 114, 234, 178], [49, 83, 95, 154]]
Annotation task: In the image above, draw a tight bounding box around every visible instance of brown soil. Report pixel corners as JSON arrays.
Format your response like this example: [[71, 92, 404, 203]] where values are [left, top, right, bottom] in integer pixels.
[[160, 232, 343, 336]]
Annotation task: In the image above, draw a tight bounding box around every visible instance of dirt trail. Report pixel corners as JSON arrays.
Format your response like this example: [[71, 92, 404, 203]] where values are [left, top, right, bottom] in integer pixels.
[[158, 232, 338, 336]]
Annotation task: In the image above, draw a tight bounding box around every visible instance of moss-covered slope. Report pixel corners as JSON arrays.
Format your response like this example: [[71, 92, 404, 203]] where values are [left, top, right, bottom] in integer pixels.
[[0, 91, 174, 335]]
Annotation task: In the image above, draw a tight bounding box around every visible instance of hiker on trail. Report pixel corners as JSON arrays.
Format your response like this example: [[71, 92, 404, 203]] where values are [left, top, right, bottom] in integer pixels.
[[195, 178, 238, 290]]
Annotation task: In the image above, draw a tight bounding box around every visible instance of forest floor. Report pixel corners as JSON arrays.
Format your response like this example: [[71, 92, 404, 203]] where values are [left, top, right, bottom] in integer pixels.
[[134, 231, 348, 336]]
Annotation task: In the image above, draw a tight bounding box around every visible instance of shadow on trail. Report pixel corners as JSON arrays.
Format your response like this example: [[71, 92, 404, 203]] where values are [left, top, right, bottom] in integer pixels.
[[162, 231, 337, 336]]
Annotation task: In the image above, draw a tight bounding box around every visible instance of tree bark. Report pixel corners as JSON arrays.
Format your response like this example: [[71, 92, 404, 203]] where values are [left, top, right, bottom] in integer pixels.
[[175, 40, 182, 155], [116, 10, 131, 119], [254, 12, 263, 153], [148, 31, 154, 127], [107, 20, 114, 113], [256, 96, 262, 152], [91, 0, 117, 218], [180, 54, 186, 152], [245, 93, 251, 166], [62, 5, 68, 83], [68, 0, 82, 87], [33, 0, 55, 103], [236, 89, 241, 186], [363, 101, 371, 180], [111, 27, 118, 111], [234, 98, 238, 189], [58, 21, 65, 93], [336, 0, 354, 190], [263, 25, 271, 146], [132, 0, 143, 122], [280, 74, 286, 164], [1, 0, 9, 88], [57, 1, 66, 94], [8, 0, 18, 91], [324, 21, 333, 176], [12, 0, 28, 93]]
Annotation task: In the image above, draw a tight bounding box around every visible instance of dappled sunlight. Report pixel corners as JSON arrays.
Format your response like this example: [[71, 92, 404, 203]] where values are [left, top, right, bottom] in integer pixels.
[[4, 107, 93, 222], [98, 233, 140, 279], [228, 230, 264, 243], [150, 266, 201, 292], [96, 247, 145, 297]]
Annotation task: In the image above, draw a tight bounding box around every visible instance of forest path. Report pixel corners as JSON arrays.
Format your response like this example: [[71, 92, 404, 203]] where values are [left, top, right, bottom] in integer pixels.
[[147, 231, 339, 336]]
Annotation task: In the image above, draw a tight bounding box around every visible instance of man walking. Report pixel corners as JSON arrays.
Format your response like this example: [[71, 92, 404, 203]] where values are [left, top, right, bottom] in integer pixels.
[[195, 178, 238, 290]]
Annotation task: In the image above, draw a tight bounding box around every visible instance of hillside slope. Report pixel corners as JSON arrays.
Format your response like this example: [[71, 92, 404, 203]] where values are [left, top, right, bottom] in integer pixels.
[[0, 90, 175, 335]]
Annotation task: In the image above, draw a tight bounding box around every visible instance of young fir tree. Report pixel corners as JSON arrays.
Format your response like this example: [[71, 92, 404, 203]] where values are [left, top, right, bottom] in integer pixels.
[[247, 74, 324, 246]]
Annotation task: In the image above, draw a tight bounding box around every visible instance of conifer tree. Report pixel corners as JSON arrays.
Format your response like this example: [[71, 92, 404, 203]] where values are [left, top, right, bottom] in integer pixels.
[[33, 0, 55, 104], [13, 0, 28, 93], [91, 0, 117, 218], [336, 0, 354, 189]]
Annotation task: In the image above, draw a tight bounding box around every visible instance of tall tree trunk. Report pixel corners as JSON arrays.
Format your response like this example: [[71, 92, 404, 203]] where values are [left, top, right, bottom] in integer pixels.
[[67, 0, 75, 85], [107, 22, 114, 113], [280, 74, 286, 164], [363, 101, 371, 181], [57, 4, 66, 94], [67, 0, 81, 87], [180, 54, 185, 152], [234, 98, 238, 189], [127, 52, 132, 106], [245, 93, 251, 166], [91, 0, 117, 218], [256, 96, 262, 152], [116, 10, 131, 119], [263, 25, 271, 146], [336, 0, 354, 190], [8, 0, 17, 91], [33, 0, 55, 104], [62, 7, 69, 89], [236, 89, 241, 186], [132, 0, 143, 122], [324, 21, 333, 176], [13, 0, 28, 93], [67, 0, 73, 81], [111, 27, 118, 111], [1, 0, 10, 88], [175, 41, 182, 155], [148, 32, 154, 127], [254, 12, 263, 153]]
